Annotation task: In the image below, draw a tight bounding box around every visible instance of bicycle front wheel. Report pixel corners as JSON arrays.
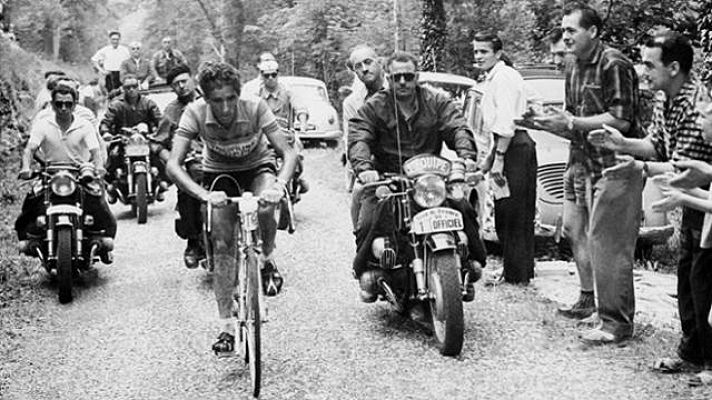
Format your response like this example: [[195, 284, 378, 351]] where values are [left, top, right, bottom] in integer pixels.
[[242, 248, 261, 397]]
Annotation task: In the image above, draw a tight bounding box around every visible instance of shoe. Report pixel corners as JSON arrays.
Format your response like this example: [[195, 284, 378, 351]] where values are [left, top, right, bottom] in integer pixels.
[[408, 303, 430, 326], [358, 269, 385, 303], [261, 259, 283, 296], [106, 184, 117, 204], [557, 292, 595, 320], [183, 240, 205, 269], [99, 237, 114, 264], [462, 260, 482, 302], [212, 332, 235, 356], [652, 357, 703, 374], [579, 328, 628, 345], [575, 312, 600, 329], [298, 177, 309, 194]]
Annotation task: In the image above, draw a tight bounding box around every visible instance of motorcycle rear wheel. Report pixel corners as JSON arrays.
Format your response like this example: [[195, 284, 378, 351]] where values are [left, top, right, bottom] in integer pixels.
[[56, 226, 74, 304], [135, 173, 148, 224], [428, 250, 464, 356]]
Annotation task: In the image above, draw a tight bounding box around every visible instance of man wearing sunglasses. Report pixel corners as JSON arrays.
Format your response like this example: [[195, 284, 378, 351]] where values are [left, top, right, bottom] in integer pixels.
[[100, 74, 164, 202], [348, 51, 486, 305], [16, 83, 116, 264]]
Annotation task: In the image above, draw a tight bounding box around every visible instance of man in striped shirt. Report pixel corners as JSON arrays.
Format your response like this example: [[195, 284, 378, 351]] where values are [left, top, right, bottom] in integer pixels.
[[589, 32, 712, 369]]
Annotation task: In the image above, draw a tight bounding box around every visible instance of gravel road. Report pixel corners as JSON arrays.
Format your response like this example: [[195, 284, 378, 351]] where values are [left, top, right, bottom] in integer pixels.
[[1, 147, 708, 399]]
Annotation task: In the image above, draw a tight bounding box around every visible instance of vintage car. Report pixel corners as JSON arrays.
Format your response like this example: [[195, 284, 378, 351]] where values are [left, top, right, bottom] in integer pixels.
[[461, 66, 674, 260], [242, 76, 341, 145], [417, 71, 478, 108], [142, 84, 176, 113]]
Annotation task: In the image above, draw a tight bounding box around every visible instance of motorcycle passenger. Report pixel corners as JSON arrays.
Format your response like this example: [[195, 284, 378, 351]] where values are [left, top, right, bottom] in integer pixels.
[[16, 82, 116, 263], [254, 59, 309, 194], [166, 61, 298, 355], [99, 74, 164, 202], [348, 51, 487, 303], [153, 65, 205, 269]]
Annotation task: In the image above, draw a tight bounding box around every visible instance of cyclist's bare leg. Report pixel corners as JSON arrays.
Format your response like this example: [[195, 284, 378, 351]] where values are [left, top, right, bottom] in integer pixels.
[[210, 204, 239, 326]]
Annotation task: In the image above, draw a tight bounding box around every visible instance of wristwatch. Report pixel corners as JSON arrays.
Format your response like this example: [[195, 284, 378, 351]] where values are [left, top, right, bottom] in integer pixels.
[[495, 149, 506, 158]]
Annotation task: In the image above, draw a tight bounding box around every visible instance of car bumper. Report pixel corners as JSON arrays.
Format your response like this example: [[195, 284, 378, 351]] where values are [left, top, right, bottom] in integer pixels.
[[297, 130, 342, 141]]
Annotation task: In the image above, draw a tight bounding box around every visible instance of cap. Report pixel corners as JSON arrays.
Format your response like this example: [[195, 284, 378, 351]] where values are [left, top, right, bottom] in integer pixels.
[[258, 60, 279, 74]]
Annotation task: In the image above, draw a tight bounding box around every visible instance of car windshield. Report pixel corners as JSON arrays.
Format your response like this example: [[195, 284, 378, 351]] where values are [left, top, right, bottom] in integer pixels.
[[524, 78, 565, 108], [289, 84, 328, 103], [420, 81, 472, 101]]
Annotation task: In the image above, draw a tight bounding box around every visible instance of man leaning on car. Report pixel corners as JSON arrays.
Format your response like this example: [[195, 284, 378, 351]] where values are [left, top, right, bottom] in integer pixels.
[[529, 2, 643, 345]]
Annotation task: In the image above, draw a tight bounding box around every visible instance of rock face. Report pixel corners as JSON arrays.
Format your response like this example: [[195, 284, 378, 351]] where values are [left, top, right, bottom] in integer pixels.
[[532, 260, 680, 332]]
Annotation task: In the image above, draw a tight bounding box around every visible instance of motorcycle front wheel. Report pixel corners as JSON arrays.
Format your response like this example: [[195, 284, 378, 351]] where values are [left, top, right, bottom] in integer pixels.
[[135, 172, 148, 224], [427, 250, 464, 356], [56, 226, 74, 304]]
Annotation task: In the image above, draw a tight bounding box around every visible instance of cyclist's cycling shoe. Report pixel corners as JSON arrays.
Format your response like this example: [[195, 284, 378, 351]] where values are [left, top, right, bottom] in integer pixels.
[[261, 259, 283, 296], [212, 332, 235, 357]]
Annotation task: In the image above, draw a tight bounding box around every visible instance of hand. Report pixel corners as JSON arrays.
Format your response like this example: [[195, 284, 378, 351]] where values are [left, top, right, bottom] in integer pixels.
[[357, 170, 379, 184], [588, 124, 625, 151], [261, 181, 285, 204], [529, 107, 569, 132], [135, 123, 149, 134], [651, 188, 686, 212], [478, 151, 494, 173], [17, 169, 33, 180], [95, 167, 107, 179], [669, 160, 712, 189], [602, 155, 643, 180], [463, 158, 477, 172], [490, 155, 506, 186], [204, 191, 228, 207]]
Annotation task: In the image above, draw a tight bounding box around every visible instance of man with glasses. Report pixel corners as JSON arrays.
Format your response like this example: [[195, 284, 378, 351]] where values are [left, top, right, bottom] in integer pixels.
[[153, 65, 205, 269], [120, 41, 155, 90], [343, 45, 387, 226], [91, 30, 130, 94], [100, 74, 163, 202], [151, 36, 188, 82], [348, 50, 486, 305], [16, 82, 116, 264]]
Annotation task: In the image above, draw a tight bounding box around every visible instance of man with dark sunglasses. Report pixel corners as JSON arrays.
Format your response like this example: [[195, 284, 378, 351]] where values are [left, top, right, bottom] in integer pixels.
[[100, 74, 164, 202], [348, 51, 487, 306], [16, 83, 116, 264]]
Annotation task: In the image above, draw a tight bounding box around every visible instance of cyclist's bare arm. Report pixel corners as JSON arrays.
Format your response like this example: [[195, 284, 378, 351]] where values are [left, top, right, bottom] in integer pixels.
[[265, 125, 298, 185]]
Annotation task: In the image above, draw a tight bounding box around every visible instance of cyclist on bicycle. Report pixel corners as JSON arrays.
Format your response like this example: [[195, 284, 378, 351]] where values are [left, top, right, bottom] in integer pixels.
[[166, 61, 298, 356]]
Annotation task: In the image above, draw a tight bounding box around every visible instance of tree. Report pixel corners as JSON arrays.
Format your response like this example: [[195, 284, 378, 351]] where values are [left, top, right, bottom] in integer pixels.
[[419, 0, 446, 71], [698, 0, 712, 81]]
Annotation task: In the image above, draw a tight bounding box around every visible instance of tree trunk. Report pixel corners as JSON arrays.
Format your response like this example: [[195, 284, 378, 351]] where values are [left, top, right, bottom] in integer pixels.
[[419, 0, 446, 72], [222, 0, 244, 67], [52, 23, 60, 61]]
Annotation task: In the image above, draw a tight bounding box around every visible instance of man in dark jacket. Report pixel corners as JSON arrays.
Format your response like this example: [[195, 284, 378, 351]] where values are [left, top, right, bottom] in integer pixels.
[[348, 51, 486, 304]]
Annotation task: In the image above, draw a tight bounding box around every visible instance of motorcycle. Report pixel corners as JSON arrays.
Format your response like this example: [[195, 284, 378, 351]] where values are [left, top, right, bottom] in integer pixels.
[[19, 163, 113, 304], [105, 124, 167, 224], [360, 154, 480, 356]]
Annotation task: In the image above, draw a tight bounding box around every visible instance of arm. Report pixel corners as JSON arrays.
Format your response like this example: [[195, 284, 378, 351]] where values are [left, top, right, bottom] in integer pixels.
[[99, 101, 118, 136], [166, 108, 206, 201], [119, 60, 129, 82], [20, 142, 40, 174], [91, 48, 106, 75], [347, 100, 378, 175], [265, 123, 298, 185], [146, 99, 163, 132], [588, 124, 659, 159], [436, 94, 477, 160]]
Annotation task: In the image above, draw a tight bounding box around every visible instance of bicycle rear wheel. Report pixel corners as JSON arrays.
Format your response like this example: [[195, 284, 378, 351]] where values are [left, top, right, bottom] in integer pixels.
[[242, 249, 261, 397]]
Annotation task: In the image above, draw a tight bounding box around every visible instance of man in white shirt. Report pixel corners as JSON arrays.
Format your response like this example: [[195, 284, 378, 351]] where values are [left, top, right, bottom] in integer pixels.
[[91, 30, 130, 94]]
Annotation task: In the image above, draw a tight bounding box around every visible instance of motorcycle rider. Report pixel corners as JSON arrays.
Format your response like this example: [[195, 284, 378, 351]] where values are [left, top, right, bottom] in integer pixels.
[[16, 82, 116, 263], [348, 51, 486, 304], [166, 61, 298, 355], [253, 58, 309, 194], [153, 64, 205, 269], [100, 74, 164, 202]]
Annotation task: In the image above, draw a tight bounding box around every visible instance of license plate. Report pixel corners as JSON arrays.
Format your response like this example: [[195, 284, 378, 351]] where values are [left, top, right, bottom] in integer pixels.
[[125, 144, 150, 157], [411, 207, 463, 235]]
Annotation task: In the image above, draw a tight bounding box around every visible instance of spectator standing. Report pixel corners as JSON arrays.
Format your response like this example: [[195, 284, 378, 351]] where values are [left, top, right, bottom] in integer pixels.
[[91, 30, 130, 94], [151, 36, 188, 81], [548, 28, 568, 71], [531, 2, 643, 344], [120, 41, 155, 89], [472, 31, 537, 285], [588, 32, 712, 366]]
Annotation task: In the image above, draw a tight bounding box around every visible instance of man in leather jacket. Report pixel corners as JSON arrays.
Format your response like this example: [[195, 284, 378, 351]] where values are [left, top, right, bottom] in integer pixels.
[[348, 51, 486, 303], [99, 74, 163, 202]]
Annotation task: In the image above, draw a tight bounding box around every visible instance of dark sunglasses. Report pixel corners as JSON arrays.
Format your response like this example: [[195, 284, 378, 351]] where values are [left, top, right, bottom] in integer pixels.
[[53, 100, 75, 109], [390, 72, 416, 82], [262, 72, 278, 79]]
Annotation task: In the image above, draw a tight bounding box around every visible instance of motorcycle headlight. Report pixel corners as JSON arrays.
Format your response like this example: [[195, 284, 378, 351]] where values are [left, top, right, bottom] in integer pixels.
[[50, 173, 77, 197], [413, 174, 446, 208]]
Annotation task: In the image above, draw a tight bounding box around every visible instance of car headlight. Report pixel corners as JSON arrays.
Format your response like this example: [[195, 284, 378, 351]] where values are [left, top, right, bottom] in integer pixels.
[[50, 173, 76, 197], [413, 174, 446, 208]]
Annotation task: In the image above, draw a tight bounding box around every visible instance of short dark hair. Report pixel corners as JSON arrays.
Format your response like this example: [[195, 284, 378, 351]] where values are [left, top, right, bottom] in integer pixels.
[[108, 30, 120, 38], [44, 70, 66, 80], [548, 27, 563, 44], [644, 31, 694, 74], [471, 31, 503, 53], [197, 61, 241, 97], [386, 51, 418, 72], [562, 2, 603, 34], [166, 64, 191, 85], [51, 82, 78, 103]]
